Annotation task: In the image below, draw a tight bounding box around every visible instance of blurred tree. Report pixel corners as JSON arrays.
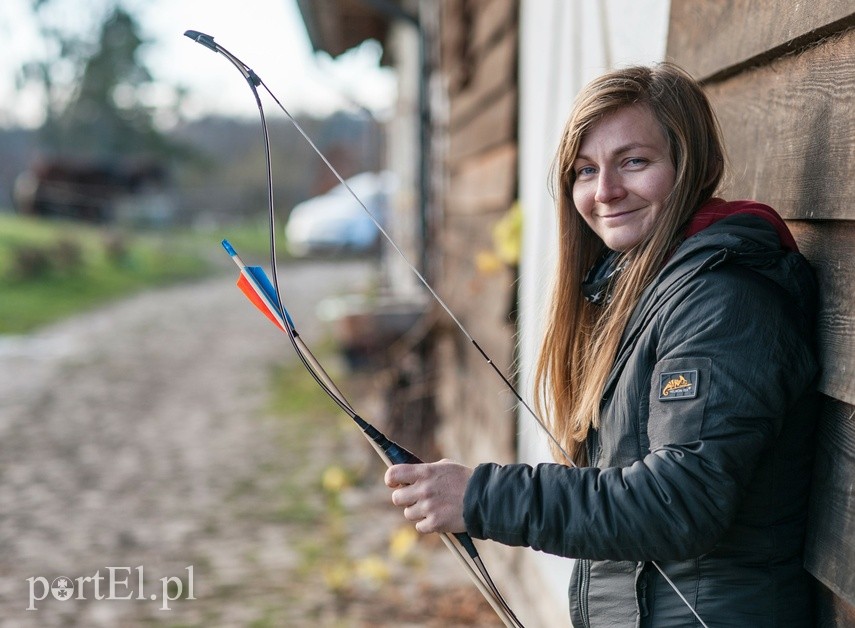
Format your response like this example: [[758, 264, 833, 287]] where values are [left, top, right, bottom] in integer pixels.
[[58, 7, 169, 155], [18, 1, 183, 159], [17, 0, 88, 142]]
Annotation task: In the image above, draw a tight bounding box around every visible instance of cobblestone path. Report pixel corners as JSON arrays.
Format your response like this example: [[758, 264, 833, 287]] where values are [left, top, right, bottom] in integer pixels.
[[0, 259, 501, 627]]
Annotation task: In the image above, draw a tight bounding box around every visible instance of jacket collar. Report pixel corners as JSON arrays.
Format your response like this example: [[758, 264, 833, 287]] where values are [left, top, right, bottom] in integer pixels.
[[683, 198, 798, 253], [598, 202, 809, 408]]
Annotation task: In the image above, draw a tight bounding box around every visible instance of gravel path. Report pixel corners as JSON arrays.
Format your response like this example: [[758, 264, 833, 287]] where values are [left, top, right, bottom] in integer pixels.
[[0, 260, 380, 626], [0, 259, 504, 628]]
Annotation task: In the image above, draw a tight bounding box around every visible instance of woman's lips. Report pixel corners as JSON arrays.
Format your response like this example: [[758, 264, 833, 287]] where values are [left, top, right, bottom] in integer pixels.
[[599, 207, 643, 220]]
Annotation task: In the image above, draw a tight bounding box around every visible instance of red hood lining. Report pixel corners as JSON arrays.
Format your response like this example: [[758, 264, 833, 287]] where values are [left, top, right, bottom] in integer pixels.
[[684, 198, 799, 253]]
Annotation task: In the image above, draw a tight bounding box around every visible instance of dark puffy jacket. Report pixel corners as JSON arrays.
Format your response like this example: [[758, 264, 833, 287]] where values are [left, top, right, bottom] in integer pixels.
[[464, 206, 819, 627]]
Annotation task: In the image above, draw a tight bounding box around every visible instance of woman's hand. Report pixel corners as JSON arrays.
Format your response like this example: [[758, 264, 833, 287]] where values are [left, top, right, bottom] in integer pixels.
[[384, 459, 473, 534]]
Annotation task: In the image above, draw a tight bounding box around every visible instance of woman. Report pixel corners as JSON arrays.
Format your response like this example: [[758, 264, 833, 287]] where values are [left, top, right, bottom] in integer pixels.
[[385, 64, 819, 626]]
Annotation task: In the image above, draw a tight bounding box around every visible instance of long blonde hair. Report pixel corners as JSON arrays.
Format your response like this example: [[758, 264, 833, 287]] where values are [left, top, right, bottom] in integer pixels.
[[534, 63, 725, 465]]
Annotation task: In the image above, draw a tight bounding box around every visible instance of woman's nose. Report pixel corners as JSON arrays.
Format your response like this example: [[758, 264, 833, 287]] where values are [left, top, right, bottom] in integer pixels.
[[594, 169, 625, 203]]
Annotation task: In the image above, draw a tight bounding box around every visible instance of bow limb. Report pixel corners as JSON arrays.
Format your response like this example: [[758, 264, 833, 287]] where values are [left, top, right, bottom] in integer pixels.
[[223, 238, 524, 627], [277, 310, 525, 627], [284, 331, 524, 627]]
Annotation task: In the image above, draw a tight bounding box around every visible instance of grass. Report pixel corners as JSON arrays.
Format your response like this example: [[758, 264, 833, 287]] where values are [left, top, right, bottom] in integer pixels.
[[263, 360, 347, 525], [0, 213, 278, 334], [267, 357, 345, 418], [264, 358, 371, 579]]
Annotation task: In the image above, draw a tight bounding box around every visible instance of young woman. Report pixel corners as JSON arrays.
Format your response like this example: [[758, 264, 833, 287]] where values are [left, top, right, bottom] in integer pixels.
[[385, 64, 819, 627]]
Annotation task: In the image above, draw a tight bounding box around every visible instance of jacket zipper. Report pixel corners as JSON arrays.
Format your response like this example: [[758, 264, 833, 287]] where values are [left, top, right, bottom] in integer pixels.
[[579, 558, 591, 628], [600, 248, 732, 402], [637, 565, 650, 619]]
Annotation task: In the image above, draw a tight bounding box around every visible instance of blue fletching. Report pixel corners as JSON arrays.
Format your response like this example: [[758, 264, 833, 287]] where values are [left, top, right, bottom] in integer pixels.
[[246, 265, 295, 329]]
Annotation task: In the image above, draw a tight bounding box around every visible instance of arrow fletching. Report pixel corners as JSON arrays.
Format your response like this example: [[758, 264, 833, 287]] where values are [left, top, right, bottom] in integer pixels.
[[222, 239, 294, 332]]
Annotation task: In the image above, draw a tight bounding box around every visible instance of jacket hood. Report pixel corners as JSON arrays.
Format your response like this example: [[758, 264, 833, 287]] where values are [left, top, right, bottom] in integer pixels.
[[602, 198, 818, 408], [684, 198, 799, 253], [583, 199, 802, 309], [665, 199, 814, 311]]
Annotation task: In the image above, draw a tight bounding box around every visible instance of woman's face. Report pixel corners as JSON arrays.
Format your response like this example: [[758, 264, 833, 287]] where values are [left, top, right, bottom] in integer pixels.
[[572, 104, 676, 252]]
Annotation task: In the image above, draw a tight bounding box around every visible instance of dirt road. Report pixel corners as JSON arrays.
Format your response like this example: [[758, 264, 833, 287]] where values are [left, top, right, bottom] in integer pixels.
[[0, 259, 500, 627], [0, 260, 360, 626]]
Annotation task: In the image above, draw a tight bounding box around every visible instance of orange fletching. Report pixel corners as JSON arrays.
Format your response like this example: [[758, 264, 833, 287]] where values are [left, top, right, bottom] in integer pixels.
[[237, 274, 286, 331]]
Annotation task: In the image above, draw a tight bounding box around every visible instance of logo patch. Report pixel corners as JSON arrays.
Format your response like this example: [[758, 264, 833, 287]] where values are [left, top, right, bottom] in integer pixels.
[[659, 370, 698, 401]]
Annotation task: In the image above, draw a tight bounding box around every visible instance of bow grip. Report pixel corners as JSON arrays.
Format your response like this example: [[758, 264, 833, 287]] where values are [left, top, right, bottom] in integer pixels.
[[354, 414, 423, 464]]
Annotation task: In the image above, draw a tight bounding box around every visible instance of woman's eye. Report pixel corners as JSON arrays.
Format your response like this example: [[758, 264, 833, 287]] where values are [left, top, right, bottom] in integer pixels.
[[577, 166, 596, 177], [625, 158, 647, 167]]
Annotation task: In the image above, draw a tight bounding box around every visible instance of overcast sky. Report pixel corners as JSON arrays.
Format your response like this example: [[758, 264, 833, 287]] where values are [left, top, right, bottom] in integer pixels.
[[0, 0, 397, 128]]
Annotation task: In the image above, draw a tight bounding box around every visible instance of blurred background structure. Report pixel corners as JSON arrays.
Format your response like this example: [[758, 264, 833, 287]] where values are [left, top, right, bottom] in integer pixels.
[[0, 0, 393, 231], [1, 0, 853, 626]]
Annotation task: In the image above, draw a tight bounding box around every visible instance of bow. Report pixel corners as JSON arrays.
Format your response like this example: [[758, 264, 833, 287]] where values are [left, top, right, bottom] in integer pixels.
[[221, 238, 522, 626], [185, 30, 523, 628], [183, 30, 709, 628]]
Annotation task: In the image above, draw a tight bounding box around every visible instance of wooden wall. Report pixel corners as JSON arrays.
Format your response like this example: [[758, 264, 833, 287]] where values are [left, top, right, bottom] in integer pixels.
[[433, 0, 520, 465], [668, 3, 855, 625]]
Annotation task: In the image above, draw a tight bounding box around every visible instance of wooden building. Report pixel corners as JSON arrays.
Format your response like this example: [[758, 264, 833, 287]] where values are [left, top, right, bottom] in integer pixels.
[[668, 3, 855, 624], [297, 1, 855, 625]]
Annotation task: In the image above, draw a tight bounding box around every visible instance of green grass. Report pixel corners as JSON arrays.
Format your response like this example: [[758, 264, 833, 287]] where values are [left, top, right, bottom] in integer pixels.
[[267, 360, 343, 418], [263, 360, 355, 527], [0, 213, 281, 334]]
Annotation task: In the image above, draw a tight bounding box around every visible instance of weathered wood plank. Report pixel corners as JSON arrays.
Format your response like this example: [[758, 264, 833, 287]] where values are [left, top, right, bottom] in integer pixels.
[[471, 0, 518, 54], [441, 0, 469, 94], [434, 208, 519, 463], [434, 331, 518, 463], [788, 221, 855, 405], [447, 144, 517, 215], [435, 0, 520, 468], [447, 87, 517, 165], [707, 30, 855, 222], [439, 211, 516, 348], [817, 580, 855, 628], [805, 397, 855, 607], [667, 0, 855, 80], [440, 3, 465, 57], [450, 29, 518, 129]]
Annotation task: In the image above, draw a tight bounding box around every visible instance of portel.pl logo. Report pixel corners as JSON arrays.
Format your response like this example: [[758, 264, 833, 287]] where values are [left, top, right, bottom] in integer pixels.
[[26, 566, 195, 611]]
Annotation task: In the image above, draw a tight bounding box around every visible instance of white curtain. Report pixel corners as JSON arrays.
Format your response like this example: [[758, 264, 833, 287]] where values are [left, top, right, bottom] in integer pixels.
[[516, 0, 672, 611]]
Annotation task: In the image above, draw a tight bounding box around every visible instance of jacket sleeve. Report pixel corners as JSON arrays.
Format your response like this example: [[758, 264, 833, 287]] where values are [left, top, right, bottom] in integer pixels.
[[463, 265, 817, 561]]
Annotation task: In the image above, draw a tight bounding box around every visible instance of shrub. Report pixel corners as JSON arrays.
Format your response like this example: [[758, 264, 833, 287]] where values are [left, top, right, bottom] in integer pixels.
[[52, 238, 85, 275], [6, 238, 85, 281], [8, 245, 53, 281]]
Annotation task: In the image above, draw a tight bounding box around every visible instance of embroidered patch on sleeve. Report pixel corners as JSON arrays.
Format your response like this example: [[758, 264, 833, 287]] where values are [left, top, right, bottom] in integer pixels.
[[658, 370, 699, 401]]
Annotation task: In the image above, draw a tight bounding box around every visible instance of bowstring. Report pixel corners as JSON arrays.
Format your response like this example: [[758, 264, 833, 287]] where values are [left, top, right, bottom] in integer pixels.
[[253, 74, 710, 628], [242, 54, 525, 628], [253, 77, 574, 467]]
